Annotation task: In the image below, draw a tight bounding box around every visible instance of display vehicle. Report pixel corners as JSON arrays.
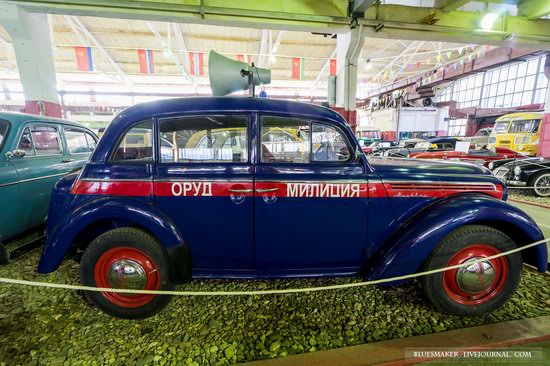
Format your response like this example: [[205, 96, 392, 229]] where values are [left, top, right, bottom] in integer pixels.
[[411, 147, 526, 167], [37, 98, 547, 318], [493, 157, 550, 197], [383, 137, 457, 157], [461, 127, 493, 149], [487, 112, 542, 156], [355, 125, 381, 147], [0, 112, 97, 263]]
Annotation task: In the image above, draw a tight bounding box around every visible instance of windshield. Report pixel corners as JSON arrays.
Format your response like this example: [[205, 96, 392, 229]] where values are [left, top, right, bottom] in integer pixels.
[[509, 119, 540, 134], [357, 130, 380, 139], [0, 119, 9, 151], [493, 121, 510, 133], [415, 141, 430, 149]]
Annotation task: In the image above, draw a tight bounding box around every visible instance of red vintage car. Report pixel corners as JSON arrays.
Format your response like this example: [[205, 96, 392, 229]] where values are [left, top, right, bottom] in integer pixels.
[[410, 147, 526, 167]]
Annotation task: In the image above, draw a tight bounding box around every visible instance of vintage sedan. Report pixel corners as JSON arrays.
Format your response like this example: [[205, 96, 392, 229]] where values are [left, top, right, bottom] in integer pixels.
[[494, 158, 550, 197], [0, 112, 97, 263], [383, 137, 458, 157], [411, 147, 526, 167], [37, 98, 547, 319]]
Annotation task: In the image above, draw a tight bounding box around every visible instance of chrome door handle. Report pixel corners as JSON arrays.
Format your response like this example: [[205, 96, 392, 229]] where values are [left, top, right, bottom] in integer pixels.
[[256, 187, 279, 193], [229, 188, 253, 193], [62, 159, 75, 163]]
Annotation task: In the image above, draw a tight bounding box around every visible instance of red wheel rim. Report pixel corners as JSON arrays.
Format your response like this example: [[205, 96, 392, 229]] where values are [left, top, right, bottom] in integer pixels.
[[443, 244, 508, 306], [94, 247, 160, 308]]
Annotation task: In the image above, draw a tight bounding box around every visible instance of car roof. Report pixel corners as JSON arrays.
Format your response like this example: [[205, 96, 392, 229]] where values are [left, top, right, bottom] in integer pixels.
[[495, 112, 543, 121], [426, 137, 457, 143], [0, 111, 92, 130]]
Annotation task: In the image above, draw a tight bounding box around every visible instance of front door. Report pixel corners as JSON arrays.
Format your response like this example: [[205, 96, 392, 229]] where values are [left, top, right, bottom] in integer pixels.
[[254, 115, 369, 273], [154, 114, 254, 271]]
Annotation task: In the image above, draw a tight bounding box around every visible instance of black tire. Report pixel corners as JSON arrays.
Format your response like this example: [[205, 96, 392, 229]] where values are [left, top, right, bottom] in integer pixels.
[[528, 171, 550, 197], [420, 225, 522, 316], [80, 227, 175, 319]]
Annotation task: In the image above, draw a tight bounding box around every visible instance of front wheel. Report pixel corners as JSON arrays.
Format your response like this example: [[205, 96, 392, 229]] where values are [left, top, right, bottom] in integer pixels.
[[80, 228, 174, 319], [420, 225, 522, 316], [529, 171, 550, 197]]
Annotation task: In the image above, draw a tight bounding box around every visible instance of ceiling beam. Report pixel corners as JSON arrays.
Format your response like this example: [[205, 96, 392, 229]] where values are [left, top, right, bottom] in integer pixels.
[[518, 0, 550, 20], [172, 23, 197, 94], [359, 4, 550, 50], [434, 0, 471, 12], [145, 21, 184, 74], [257, 29, 269, 68]]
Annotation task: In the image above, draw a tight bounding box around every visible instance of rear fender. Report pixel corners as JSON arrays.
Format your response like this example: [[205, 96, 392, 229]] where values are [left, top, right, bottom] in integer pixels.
[[37, 197, 187, 276], [365, 194, 547, 284]]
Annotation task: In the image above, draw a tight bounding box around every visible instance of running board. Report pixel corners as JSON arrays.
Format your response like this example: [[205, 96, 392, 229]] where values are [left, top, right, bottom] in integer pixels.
[[0, 235, 45, 265]]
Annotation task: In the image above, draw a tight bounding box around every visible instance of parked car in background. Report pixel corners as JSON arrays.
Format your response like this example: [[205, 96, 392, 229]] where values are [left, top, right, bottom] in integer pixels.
[[487, 112, 542, 156], [355, 125, 381, 148], [383, 137, 458, 157], [412, 147, 526, 167], [361, 140, 396, 154], [461, 127, 492, 149], [0, 112, 97, 263], [36, 97, 546, 319], [493, 157, 550, 197]]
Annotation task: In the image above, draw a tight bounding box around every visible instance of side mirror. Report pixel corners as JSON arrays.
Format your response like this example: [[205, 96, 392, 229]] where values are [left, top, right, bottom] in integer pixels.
[[6, 149, 26, 159]]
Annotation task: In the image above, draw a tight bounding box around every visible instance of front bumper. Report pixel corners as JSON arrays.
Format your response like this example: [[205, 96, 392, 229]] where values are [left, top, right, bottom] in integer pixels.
[[507, 180, 527, 186]]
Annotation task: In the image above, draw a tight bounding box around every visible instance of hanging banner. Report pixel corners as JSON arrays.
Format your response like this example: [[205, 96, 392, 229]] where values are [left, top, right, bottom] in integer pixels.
[[75, 46, 93, 72], [236, 54, 252, 64], [189, 52, 204, 76], [137, 49, 155, 74], [291, 57, 304, 80], [329, 59, 336, 76]]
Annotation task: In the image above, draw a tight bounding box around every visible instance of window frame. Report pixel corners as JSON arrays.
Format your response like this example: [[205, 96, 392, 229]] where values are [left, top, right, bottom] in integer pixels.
[[109, 119, 155, 164], [156, 113, 251, 165], [16, 123, 64, 158], [63, 127, 97, 155], [0, 119, 11, 152], [258, 114, 355, 165]]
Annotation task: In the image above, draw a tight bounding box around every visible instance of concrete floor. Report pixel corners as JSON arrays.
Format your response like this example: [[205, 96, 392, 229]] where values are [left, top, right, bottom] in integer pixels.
[[509, 200, 550, 256]]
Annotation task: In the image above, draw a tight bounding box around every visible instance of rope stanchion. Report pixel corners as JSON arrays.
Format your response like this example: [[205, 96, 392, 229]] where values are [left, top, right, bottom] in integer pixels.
[[0, 238, 548, 296]]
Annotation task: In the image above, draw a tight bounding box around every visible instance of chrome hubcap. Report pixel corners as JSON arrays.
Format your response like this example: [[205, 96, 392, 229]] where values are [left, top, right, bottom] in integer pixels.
[[107, 259, 147, 289], [455, 257, 496, 293], [535, 175, 550, 196]]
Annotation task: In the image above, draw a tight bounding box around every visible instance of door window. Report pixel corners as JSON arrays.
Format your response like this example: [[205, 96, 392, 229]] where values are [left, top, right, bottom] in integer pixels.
[[17, 126, 62, 156], [111, 120, 153, 162], [260, 116, 309, 163], [159, 115, 248, 163], [65, 128, 97, 154], [0, 119, 8, 150], [311, 123, 351, 162]]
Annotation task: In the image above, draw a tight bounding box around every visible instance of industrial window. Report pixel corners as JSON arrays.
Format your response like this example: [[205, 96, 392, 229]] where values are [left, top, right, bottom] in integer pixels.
[[158, 115, 248, 163], [447, 119, 467, 137], [111, 120, 153, 162]]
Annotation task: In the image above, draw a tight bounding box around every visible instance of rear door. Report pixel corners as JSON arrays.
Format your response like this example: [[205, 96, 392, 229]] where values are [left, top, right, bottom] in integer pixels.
[[254, 115, 369, 273], [154, 114, 254, 271]]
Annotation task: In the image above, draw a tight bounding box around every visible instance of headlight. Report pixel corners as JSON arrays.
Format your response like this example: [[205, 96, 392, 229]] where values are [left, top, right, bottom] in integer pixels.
[[488, 162, 494, 170], [514, 166, 522, 175]]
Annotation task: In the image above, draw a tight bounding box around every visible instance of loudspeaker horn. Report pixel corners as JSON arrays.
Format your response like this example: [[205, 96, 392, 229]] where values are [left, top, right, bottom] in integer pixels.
[[208, 50, 271, 96]]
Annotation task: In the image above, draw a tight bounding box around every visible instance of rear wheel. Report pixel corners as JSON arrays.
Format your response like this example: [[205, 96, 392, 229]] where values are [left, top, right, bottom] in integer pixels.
[[420, 225, 522, 316], [529, 172, 550, 197], [80, 228, 174, 319]]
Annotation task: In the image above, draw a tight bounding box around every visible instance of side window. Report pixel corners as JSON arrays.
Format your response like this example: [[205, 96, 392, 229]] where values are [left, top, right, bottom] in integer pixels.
[[65, 128, 95, 154], [260, 116, 309, 163], [311, 123, 351, 162], [85, 133, 97, 151], [159, 115, 247, 163], [112, 121, 153, 162], [17, 127, 35, 156]]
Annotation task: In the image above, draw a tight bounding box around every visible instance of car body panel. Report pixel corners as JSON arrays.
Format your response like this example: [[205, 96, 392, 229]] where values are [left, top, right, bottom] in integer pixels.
[[0, 112, 97, 243], [37, 98, 547, 280]]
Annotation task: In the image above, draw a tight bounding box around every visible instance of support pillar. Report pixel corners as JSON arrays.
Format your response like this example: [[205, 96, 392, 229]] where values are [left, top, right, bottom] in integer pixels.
[[0, 3, 61, 117], [333, 26, 364, 132], [537, 55, 550, 158]]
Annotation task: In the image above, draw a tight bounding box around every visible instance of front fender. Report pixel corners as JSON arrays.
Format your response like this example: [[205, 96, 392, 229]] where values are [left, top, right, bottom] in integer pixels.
[[37, 197, 185, 274], [365, 194, 547, 284]]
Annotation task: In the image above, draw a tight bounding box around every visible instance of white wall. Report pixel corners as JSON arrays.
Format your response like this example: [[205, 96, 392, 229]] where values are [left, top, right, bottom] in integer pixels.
[[367, 109, 396, 131]]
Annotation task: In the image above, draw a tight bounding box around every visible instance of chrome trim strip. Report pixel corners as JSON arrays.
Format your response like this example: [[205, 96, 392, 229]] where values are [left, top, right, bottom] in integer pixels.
[[0, 172, 68, 188], [153, 178, 252, 183], [81, 178, 153, 182], [255, 179, 368, 184], [381, 180, 498, 190]]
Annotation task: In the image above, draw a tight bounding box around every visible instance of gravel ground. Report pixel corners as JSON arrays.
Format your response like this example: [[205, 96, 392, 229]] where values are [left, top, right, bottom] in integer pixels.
[[509, 190, 550, 206], [1, 250, 549, 365]]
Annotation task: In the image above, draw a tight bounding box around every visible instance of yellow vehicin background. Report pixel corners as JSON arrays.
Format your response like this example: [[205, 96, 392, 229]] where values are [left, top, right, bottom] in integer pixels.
[[487, 112, 542, 156]]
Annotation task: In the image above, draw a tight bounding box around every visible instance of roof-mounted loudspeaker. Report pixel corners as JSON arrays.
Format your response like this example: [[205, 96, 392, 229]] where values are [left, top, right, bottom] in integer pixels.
[[208, 50, 271, 97]]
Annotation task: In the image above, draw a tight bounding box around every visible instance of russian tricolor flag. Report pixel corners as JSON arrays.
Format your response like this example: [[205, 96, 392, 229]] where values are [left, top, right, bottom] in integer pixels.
[[75, 46, 93, 72], [188, 52, 204, 76], [138, 49, 155, 74]]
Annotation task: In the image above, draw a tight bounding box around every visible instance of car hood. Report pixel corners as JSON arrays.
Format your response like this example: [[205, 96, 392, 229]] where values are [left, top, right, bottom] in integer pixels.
[[368, 156, 492, 180]]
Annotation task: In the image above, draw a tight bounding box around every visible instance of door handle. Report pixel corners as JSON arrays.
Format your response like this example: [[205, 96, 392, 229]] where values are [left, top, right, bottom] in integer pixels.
[[256, 187, 279, 193], [62, 159, 75, 163], [229, 188, 253, 193]]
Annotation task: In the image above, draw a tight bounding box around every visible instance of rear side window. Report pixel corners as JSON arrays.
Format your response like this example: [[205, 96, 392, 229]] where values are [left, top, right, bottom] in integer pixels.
[[18, 125, 62, 156], [111, 121, 153, 162], [159, 115, 248, 163], [0, 119, 8, 151], [65, 128, 97, 154]]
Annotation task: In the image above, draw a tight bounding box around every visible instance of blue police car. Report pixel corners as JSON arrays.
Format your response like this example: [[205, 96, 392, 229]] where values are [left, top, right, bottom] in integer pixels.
[[37, 97, 547, 319]]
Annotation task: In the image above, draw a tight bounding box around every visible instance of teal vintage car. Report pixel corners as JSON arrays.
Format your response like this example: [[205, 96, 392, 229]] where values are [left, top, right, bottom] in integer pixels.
[[0, 112, 97, 263]]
